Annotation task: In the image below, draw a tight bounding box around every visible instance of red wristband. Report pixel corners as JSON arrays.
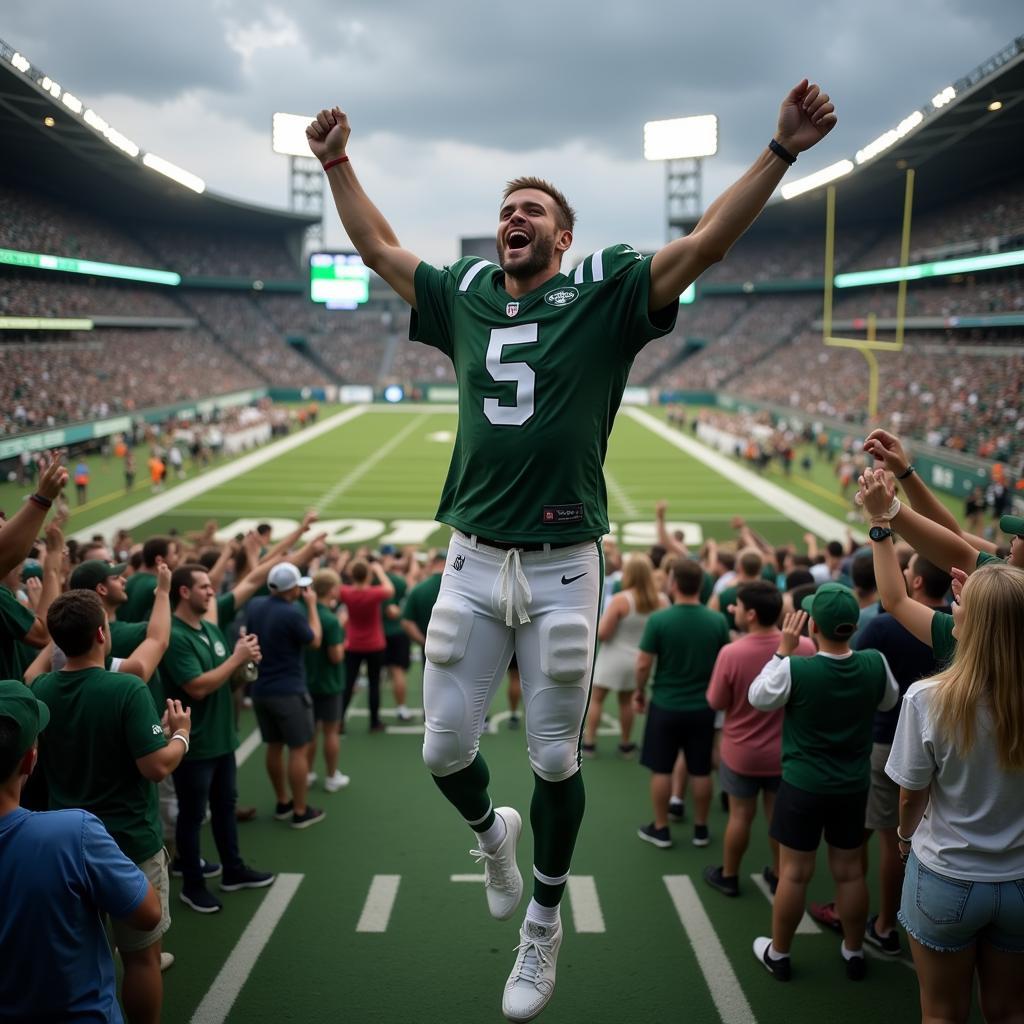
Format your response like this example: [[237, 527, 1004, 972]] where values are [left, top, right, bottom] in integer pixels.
[[322, 155, 349, 171]]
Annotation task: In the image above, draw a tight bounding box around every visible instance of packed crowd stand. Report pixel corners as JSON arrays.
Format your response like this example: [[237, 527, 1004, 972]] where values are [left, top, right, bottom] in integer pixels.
[[1, 422, 1021, 1021]]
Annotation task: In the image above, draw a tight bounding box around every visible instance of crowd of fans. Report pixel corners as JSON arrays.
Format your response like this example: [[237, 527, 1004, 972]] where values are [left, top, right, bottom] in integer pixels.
[[1, 423, 1021, 1021], [0, 276, 187, 320], [134, 227, 300, 281]]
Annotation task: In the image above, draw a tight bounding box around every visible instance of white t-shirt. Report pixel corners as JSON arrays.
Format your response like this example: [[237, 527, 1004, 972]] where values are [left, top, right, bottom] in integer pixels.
[[886, 679, 1024, 881]]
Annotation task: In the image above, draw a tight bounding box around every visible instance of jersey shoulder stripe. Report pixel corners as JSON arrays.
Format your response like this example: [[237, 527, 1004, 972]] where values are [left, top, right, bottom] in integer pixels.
[[458, 259, 496, 292], [572, 244, 643, 284]]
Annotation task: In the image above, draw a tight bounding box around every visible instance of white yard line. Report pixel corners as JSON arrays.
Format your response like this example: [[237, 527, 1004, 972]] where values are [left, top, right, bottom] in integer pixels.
[[313, 412, 431, 511], [356, 875, 401, 933], [190, 873, 303, 1024], [749, 873, 819, 935], [234, 728, 261, 768], [625, 408, 865, 542], [604, 469, 640, 519], [450, 874, 486, 883], [71, 405, 371, 542], [663, 875, 757, 1024], [566, 876, 606, 934]]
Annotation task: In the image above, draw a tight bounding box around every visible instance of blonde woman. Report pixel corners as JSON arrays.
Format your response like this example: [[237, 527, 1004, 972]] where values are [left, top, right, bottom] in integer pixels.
[[583, 554, 666, 756], [886, 562, 1024, 1024]]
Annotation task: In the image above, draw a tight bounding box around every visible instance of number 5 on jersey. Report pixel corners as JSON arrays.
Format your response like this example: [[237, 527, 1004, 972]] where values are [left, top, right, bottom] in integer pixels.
[[484, 324, 537, 426]]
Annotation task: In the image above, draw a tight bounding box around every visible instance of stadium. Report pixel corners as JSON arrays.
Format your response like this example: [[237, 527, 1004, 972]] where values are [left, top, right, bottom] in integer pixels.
[[1, 18, 1023, 1024]]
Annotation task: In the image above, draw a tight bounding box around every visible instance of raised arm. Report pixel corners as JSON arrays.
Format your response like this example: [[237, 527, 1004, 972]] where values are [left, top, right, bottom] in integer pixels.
[[0, 454, 67, 578], [648, 80, 836, 310], [655, 501, 687, 557], [119, 565, 172, 682], [307, 107, 421, 307]]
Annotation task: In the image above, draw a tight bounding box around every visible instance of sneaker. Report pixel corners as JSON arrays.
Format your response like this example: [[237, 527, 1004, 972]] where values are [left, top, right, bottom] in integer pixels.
[[235, 805, 257, 823], [220, 866, 276, 892], [306, 771, 318, 786], [369, 722, 387, 734], [273, 801, 294, 821], [637, 823, 672, 849], [753, 937, 791, 982], [179, 887, 222, 914], [809, 900, 843, 933], [170, 857, 222, 879], [324, 770, 351, 792], [762, 866, 779, 896], [692, 824, 710, 847], [160, 951, 175, 972], [396, 708, 415, 723], [843, 949, 867, 981], [703, 865, 739, 897], [502, 918, 563, 1022], [471, 807, 523, 920], [507, 714, 521, 730], [618, 742, 637, 758], [864, 916, 901, 955], [581, 742, 597, 759], [668, 800, 686, 824], [291, 806, 326, 829]]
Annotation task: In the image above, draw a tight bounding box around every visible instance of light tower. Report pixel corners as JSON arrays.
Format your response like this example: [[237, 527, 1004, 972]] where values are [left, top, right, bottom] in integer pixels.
[[271, 112, 324, 249], [642, 114, 718, 241]]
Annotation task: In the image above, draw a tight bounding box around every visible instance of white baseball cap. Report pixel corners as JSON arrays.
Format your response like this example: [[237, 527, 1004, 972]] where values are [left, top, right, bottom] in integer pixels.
[[267, 562, 312, 591]]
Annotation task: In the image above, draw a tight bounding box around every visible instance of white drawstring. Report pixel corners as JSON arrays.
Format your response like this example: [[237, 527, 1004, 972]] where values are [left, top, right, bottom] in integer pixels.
[[497, 547, 532, 626]]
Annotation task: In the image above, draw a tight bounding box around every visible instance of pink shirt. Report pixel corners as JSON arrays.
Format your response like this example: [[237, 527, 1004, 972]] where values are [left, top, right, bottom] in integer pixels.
[[706, 631, 816, 776]]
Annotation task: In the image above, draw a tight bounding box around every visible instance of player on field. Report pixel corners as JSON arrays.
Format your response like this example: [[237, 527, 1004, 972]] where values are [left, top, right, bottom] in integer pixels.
[[308, 80, 836, 1021]]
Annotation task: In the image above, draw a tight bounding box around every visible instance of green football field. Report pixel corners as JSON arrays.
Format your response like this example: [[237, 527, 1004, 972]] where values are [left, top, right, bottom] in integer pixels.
[[64, 404, 972, 1023]]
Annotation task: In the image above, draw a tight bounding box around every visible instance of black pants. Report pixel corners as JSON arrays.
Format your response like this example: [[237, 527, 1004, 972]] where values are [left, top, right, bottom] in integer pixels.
[[173, 753, 245, 891], [342, 649, 385, 729]]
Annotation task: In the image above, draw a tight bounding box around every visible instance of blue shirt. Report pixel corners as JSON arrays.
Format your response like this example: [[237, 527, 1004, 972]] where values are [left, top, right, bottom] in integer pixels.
[[245, 595, 315, 696], [0, 806, 147, 1023]]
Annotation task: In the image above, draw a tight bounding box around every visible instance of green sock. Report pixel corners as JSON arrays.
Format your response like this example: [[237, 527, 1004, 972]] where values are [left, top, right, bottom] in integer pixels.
[[432, 754, 495, 832], [530, 771, 586, 906]]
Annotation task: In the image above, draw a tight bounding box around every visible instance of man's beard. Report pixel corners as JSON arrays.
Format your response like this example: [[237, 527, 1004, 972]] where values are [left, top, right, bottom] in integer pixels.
[[499, 233, 555, 280]]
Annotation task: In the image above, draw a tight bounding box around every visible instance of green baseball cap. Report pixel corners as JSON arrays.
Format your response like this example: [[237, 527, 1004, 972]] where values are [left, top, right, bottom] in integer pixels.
[[0, 679, 50, 761], [801, 581, 861, 640], [69, 560, 128, 592], [20, 559, 43, 582], [1000, 515, 1024, 538]]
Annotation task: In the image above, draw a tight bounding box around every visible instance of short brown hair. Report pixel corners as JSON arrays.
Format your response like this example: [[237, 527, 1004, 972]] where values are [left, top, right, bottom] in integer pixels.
[[502, 177, 576, 232], [672, 558, 704, 597], [47, 590, 106, 657], [170, 563, 206, 608]]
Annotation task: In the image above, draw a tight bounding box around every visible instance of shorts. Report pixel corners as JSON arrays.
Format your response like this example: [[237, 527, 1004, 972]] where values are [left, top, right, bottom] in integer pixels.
[[718, 758, 781, 800], [865, 742, 899, 831], [312, 692, 343, 723], [770, 781, 868, 852], [899, 852, 1024, 953], [640, 704, 715, 776], [385, 632, 411, 670], [110, 848, 170, 953], [253, 693, 315, 748]]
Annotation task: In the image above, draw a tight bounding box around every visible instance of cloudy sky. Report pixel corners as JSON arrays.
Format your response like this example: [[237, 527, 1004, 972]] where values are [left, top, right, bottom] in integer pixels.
[[4, 2, 1021, 265]]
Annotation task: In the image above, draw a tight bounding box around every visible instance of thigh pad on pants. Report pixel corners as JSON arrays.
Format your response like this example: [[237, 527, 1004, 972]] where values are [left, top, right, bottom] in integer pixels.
[[424, 594, 474, 667], [538, 612, 591, 683]]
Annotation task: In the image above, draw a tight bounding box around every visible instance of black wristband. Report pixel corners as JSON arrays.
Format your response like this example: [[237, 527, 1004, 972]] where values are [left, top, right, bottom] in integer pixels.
[[769, 138, 797, 166], [29, 493, 52, 510], [896, 464, 916, 480]]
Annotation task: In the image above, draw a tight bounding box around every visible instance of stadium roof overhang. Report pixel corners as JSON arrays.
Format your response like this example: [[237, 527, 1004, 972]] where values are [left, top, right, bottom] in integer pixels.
[[0, 55, 317, 234], [686, 36, 1024, 236]]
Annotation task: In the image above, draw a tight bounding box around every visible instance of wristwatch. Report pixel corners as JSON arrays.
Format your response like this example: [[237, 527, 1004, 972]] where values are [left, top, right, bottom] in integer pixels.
[[868, 525, 894, 542]]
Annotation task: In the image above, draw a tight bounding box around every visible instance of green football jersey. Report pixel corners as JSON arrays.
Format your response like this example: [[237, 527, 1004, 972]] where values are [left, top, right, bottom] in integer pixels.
[[410, 247, 677, 543]]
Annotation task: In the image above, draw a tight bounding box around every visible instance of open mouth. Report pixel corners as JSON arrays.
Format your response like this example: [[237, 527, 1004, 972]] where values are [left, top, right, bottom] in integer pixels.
[[506, 229, 531, 251]]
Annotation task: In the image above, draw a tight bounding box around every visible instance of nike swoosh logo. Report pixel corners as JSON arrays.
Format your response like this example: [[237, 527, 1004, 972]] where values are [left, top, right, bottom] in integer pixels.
[[561, 572, 588, 585]]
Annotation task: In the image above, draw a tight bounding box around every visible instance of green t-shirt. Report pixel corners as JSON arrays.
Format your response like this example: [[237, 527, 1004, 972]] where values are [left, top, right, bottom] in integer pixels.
[[304, 603, 346, 696], [121, 572, 157, 623], [928, 551, 1003, 667], [383, 573, 408, 638], [639, 603, 730, 711], [716, 584, 739, 630], [33, 667, 165, 863], [782, 650, 888, 794], [409, 246, 677, 543], [109, 619, 147, 659], [159, 608, 239, 761], [402, 573, 443, 639], [0, 585, 37, 680]]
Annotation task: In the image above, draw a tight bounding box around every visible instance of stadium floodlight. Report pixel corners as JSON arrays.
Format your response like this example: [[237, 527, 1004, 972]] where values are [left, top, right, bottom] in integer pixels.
[[781, 159, 855, 200], [835, 247, 1024, 289], [143, 152, 205, 193], [855, 110, 924, 164], [105, 128, 139, 158], [10, 51, 30, 73], [61, 92, 83, 114], [40, 75, 60, 98], [272, 112, 315, 157], [0, 247, 181, 286], [988, 100, 1003, 112], [931, 86, 956, 109], [83, 109, 108, 132], [643, 115, 718, 161]]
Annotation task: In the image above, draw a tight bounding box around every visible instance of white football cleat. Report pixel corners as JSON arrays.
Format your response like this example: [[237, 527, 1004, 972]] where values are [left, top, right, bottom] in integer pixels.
[[324, 771, 350, 792], [470, 806, 523, 920], [502, 918, 563, 1022]]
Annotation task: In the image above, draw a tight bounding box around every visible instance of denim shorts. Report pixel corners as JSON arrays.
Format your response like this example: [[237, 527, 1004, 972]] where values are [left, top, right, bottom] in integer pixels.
[[899, 851, 1024, 953]]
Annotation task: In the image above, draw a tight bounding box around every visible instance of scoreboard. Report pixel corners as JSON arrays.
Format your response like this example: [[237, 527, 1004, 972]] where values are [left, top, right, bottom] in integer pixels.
[[309, 251, 370, 309]]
